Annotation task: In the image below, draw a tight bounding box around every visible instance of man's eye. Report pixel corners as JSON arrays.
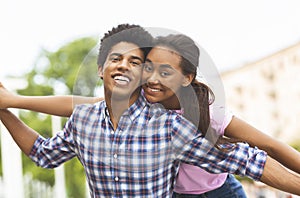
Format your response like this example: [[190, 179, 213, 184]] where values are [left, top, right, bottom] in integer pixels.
[[110, 57, 120, 62], [131, 61, 141, 66]]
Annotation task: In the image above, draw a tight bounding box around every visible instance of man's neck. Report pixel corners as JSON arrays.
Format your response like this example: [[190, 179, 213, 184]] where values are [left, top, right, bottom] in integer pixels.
[[105, 91, 140, 130]]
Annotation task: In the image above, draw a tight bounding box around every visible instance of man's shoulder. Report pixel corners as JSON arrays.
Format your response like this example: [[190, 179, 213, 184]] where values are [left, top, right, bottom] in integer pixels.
[[146, 103, 183, 120], [73, 101, 105, 116]]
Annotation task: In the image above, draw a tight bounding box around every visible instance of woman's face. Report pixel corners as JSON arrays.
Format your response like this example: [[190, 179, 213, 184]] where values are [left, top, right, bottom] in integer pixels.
[[142, 46, 191, 109]]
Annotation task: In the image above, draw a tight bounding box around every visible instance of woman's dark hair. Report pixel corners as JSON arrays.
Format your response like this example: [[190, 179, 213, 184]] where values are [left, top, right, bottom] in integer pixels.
[[154, 34, 230, 149], [97, 24, 153, 67]]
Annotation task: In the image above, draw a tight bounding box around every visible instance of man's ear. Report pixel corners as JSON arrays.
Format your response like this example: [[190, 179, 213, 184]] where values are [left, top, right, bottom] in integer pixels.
[[182, 74, 194, 87], [98, 66, 103, 79]]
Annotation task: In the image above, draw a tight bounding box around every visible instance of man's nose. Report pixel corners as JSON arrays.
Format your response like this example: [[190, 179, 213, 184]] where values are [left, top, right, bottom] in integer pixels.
[[117, 59, 130, 70]]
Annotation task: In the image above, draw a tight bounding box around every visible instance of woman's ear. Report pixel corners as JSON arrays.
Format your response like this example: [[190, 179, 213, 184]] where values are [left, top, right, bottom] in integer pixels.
[[182, 74, 194, 87], [98, 66, 103, 80]]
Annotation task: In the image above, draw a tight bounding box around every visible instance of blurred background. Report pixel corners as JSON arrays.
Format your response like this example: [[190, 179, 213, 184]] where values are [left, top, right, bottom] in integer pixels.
[[1, 0, 300, 197]]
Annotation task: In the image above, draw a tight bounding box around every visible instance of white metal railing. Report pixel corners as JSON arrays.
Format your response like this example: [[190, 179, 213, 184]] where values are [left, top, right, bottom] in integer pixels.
[[1, 109, 24, 198], [0, 110, 66, 198], [23, 174, 54, 198]]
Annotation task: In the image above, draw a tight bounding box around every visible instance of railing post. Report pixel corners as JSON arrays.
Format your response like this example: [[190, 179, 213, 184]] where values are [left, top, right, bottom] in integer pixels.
[[1, 109, 25, 198], [51, 115, 67, 198]]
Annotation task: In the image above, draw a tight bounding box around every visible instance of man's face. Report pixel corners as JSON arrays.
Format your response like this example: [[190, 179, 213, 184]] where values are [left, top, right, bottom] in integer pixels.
[[99, 42, 144, 101]]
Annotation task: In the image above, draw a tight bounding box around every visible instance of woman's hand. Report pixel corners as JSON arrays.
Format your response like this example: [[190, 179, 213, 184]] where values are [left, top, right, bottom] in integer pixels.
[[0, 82, 17, 109]]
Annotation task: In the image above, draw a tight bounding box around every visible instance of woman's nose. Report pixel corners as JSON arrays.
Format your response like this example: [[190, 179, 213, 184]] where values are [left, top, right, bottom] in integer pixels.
[[147, 72, 161, 84]]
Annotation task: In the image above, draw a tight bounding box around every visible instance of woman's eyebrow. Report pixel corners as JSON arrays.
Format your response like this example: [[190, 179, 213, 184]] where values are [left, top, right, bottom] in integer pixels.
[[145, 58, 152, 63], [145, 59, 173, 69], [159, 64, 173, 70]]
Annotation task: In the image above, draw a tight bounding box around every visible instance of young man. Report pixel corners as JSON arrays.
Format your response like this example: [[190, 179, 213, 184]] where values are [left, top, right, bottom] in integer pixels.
[[1, 24, 300, 197]]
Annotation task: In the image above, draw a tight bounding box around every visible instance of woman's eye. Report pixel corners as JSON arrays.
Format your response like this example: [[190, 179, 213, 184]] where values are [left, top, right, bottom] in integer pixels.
[[144, 64, 153, 72], [161, 71, 170, 77]]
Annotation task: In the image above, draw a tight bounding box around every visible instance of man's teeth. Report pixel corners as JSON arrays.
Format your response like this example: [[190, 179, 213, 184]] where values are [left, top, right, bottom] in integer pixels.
[[114, 76, 130, 84]]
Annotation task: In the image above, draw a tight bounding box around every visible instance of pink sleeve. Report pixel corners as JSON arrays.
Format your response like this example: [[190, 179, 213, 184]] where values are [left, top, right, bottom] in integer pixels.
[[209, 105, 233, 135]]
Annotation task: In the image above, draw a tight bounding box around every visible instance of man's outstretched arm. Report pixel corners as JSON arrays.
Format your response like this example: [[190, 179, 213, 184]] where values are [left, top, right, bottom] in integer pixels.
[[0, 109, 38, 155], [260, 155, 300, 195]]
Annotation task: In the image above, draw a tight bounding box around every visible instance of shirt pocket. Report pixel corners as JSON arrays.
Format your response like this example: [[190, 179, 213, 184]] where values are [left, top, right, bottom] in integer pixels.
[[121, 133, 172, 171]]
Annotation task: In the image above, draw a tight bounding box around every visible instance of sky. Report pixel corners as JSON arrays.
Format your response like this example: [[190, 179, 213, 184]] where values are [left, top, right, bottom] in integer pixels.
[[1, 0, 300, 84]]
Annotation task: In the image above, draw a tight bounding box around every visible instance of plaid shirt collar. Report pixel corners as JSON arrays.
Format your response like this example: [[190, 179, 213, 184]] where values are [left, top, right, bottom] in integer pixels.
[[102, 94, 150, 121]]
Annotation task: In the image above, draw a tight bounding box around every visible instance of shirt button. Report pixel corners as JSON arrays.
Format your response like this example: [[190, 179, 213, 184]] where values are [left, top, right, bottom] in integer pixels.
[[113, 153, 118, 159], [114, 176, 119, 181]]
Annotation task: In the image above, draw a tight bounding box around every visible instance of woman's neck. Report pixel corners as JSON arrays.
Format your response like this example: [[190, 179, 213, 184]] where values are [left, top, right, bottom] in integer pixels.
[[161, 94, 181, 110]]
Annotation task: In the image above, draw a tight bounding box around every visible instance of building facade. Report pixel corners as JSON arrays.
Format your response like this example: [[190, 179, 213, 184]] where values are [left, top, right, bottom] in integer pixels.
[[221, 41, 300, 144]]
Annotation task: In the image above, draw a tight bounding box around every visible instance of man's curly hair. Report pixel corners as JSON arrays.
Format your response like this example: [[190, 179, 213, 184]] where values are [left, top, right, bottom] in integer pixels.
[[97, 24, 153, 66]]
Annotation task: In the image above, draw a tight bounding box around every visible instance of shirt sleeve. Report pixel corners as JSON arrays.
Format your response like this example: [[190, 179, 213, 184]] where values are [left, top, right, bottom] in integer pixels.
[[172, 114, 267, 181], [29, 115, 77, 168], [210, 105, 233, 136]]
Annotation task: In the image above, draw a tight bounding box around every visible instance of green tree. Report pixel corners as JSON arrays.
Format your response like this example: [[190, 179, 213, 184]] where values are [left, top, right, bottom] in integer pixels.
[[17, 36, 100, 198]]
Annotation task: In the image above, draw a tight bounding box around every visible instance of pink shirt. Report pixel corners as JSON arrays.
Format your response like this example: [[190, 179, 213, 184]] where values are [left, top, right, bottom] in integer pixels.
[[174, 105, 233, 194]]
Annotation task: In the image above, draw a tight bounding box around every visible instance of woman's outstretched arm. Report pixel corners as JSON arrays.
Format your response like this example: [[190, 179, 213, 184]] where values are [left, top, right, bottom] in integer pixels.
[[0, 82, 103, 117]]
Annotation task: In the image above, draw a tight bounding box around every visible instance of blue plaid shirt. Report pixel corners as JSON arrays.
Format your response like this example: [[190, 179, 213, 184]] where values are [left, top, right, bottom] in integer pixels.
[[29, 94, 266, 197]]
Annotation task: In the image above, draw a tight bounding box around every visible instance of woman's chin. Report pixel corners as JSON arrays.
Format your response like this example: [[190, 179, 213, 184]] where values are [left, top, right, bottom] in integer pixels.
[[145, 96, 159, 104]]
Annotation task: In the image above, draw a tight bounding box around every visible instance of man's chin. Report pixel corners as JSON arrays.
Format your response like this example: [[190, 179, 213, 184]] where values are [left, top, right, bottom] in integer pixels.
[[110, 87, 140, 100]]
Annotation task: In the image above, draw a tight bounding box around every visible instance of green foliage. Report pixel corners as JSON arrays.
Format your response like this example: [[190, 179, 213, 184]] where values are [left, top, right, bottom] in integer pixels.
[[64, 158, 87, 198], [14, 36, 100, 197], [235, 175, 254, 184], [290, 141, 300, 152], [40, 37, 99, 95]]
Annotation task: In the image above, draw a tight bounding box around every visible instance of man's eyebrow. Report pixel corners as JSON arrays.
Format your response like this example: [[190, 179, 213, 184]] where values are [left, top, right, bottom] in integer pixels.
[[131, 56, 143, 62], [109, 53, 121, 57], [109, 53, 143, 62]]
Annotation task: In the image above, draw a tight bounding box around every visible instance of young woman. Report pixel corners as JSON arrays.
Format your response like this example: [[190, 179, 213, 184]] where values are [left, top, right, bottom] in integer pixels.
[[142, 34, 300, 197], [1, 34, 300, 197]]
